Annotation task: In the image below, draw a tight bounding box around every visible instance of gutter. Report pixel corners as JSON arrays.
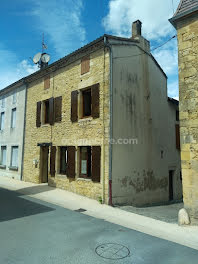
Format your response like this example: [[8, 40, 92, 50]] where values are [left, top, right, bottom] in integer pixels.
[[104, 36, 113, 206]]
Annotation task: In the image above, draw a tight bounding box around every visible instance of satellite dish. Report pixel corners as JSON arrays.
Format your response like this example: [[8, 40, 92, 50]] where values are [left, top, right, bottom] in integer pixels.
[[33, 52, 41, 64], [41, 53, 50, 63]]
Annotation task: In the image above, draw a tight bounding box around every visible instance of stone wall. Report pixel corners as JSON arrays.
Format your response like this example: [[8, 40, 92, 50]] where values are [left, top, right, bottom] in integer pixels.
[[23, 46, 110, 204], [177, 13, 198, 223]]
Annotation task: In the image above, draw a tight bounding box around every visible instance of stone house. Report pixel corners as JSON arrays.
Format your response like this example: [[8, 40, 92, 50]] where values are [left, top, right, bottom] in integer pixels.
[[0, 80, 26, 180], [170, 0, 198, 224], [22, 21, 182, 206]]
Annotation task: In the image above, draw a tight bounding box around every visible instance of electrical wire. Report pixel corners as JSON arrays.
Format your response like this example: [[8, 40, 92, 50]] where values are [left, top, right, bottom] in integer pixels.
[[151, 35, 176, 52]]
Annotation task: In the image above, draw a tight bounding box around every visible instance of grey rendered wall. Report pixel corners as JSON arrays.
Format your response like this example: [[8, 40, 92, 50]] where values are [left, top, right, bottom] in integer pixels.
[[111, 43, 182, 206], [0, 85, 26, 180]]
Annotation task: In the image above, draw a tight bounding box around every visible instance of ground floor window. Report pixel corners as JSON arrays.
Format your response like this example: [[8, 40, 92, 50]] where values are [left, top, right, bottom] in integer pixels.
[[11, 146, 18, 168], [0, 146, 7, 166], [79, 146, 101, 182], [60, 146, 67, 174], [80, 146, 91, 178]]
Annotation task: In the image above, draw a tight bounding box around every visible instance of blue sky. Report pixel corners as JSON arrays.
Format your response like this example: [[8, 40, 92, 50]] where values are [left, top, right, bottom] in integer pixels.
[[0, 0, 180, 99]]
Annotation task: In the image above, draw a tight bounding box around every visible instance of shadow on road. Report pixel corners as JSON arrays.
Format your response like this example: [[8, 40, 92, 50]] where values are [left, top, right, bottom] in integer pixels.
[[17, 184, 55, 196], [0, 188, 55, 222]]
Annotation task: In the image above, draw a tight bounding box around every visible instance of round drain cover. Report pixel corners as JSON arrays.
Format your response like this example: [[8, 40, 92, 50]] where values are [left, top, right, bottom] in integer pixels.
[[95, 243, 130, 260]]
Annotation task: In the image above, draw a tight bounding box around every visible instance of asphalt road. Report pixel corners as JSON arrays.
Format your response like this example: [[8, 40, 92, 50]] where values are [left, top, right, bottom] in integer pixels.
[[0, 187, 198, 264]]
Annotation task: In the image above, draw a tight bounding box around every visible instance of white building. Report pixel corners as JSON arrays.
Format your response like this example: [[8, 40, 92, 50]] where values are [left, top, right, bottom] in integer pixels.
[[0, 80, 26, 180]]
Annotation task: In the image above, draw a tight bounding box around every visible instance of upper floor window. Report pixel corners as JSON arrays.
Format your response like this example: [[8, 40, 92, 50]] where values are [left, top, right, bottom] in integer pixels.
[[11, 108, 16, 128], [13, 93, 17, 104], [36, 96, 62, 127], [71, 83, 99, 122], [0, 112, 5, 130], [1, 98, 5, 108], [44, 75, 50, 90], [81, 56, 90, 75], [0, 146, 7, 166]]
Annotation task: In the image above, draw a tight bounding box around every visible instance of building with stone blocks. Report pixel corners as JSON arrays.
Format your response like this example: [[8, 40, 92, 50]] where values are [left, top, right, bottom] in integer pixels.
[[170, 0, 198, 224], [0, 80, 26, 180], [23, 21, 182, 206]]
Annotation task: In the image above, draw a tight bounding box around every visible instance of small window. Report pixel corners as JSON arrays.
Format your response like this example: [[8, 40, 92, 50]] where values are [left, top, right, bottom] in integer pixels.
[[1, 98, 5, 108], [43, 99, 50, 124], [81, 56, 90, 75], [59, 147, 67, 174], [80, 146, 91, 178], [0, 112, 5, 130], [11, 108, 16, 128], [176, 110, 179, 121], [11, 146, 18, 168], [44, 75, 50, 90], [13, 93, 17, 104], [0, 146, 7, 166], [82, 88, 91, 117]]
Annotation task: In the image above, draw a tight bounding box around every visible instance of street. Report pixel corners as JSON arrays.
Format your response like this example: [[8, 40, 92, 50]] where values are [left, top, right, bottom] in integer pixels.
[[0, 187, 198, 264]]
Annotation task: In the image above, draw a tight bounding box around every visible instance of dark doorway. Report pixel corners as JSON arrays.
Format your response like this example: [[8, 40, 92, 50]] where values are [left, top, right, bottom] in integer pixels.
[[40, 146, 49, 183], [169, 170, 174, 201]]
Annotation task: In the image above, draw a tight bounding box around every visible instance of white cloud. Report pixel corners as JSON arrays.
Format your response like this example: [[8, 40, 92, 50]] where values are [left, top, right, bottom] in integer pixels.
[[0, 45, 38, 90], [103, 0, 180, 39], [103, 0, 180, 98], [32, 0, 86, 58]]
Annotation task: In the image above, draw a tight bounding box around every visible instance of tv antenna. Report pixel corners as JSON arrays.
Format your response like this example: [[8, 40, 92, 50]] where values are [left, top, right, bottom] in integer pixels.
[[32, 33, 50, 69]]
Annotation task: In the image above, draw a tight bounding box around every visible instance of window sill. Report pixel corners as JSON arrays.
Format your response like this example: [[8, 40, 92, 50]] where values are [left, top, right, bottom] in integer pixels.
[[9, 166, 18, 171], [56, 174, 67, 179], [78, 117, 93, 123], [77, 177, 92, 182], [0, 165, 6, 169], [41, 124, 51, 127]]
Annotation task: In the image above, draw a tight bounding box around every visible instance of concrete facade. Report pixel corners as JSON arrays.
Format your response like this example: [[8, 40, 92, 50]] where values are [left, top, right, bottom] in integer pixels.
[[170, 1, 198, 224], [0, 82, 26, 180], [110, 41, 182, 206]]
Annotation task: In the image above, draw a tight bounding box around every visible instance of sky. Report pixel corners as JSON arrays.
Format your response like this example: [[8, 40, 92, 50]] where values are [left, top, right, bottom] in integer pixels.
[[0, 0, 180, 99]]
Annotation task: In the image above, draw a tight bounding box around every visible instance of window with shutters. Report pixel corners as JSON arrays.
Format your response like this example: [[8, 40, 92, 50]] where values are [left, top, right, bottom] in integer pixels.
[[43, 99, 50, 124], [81, 56, 90, 75], [59, 146, 68, 174], [80, 146, 91, 178], [44, 75, 50, 90], [79, 146, 101, 182], [82, 88, 91, 118]]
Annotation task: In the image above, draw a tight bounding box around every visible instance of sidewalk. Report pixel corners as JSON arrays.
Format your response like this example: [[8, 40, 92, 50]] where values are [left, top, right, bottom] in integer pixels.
[[1, 176, 198, 251]]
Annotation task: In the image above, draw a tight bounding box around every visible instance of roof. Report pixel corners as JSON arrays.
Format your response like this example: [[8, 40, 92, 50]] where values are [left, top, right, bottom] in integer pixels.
[[168, 97, 179, 106], [169, 0, 198, 26], [0, 34, 167, 94], [0, 78, 25, 97]]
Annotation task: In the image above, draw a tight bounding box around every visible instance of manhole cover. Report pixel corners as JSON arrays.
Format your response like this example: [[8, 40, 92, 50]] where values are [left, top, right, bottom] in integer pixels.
[[95, 243, 130, 260]]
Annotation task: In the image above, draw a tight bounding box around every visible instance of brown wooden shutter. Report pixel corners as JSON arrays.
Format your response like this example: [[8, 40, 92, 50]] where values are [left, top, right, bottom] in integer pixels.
[[49, 97, 54, 125], [54, 96, 62, 122], [71, 91, 78, 122], [92, 146, 101, 182], [50, 146, 56, 177], [81, 56, 90, 75], [67, 146, 76, 178], [44, 75, 50, 90], [91, 84, 100, 118], [175, 124, 180, 150], [36, 101, 41, 127]]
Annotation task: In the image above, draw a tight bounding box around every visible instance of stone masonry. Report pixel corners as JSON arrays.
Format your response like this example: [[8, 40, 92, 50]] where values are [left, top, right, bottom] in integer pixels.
[[176, 13, 198, 223], [23, 45, 110, 204]]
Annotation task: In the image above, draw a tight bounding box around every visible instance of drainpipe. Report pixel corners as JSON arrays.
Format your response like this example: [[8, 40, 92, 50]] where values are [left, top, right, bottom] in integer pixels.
[[104, 36, 113, 206], [20, 80, 27, 181]]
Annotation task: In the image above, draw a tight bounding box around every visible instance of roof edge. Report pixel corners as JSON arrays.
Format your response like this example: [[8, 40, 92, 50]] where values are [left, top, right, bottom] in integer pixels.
[[169, 6, 198, 27], [0, 78, 25, 96]]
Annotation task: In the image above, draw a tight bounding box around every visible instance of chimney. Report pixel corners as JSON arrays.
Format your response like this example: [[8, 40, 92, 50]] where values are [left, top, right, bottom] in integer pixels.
[[132, 20, 142, 37]]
